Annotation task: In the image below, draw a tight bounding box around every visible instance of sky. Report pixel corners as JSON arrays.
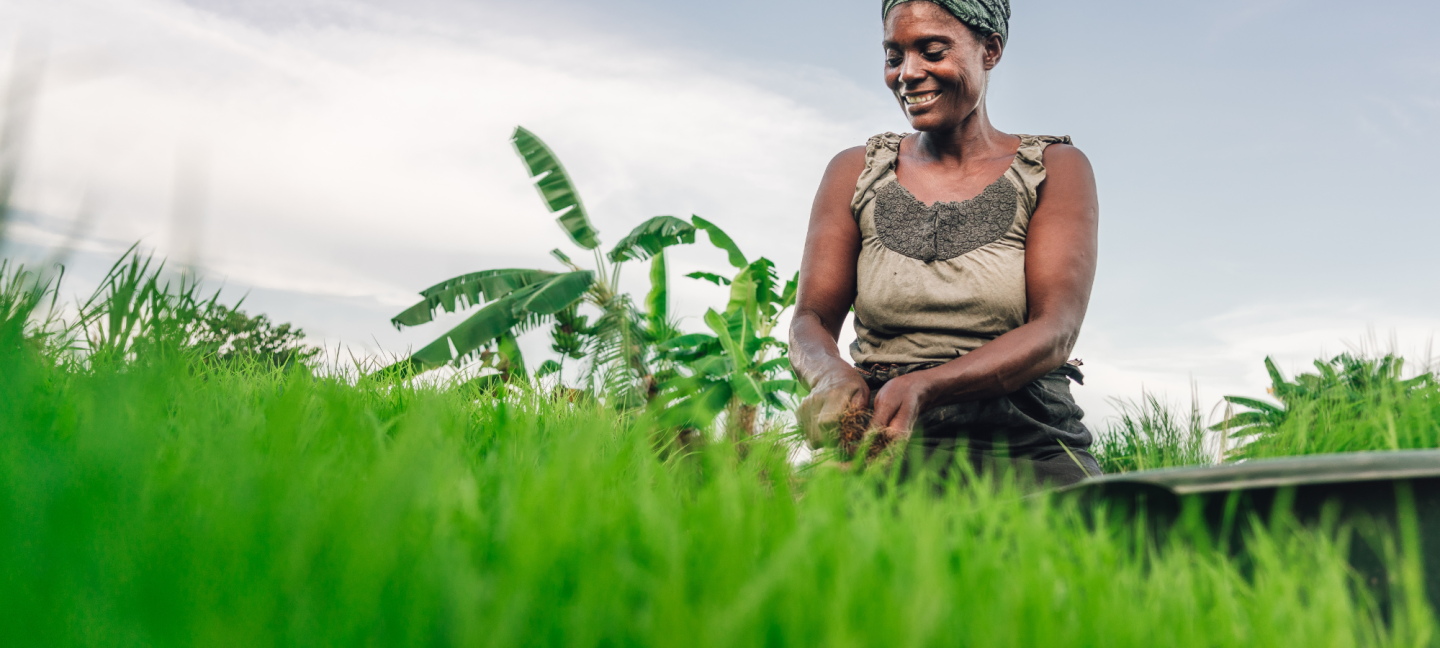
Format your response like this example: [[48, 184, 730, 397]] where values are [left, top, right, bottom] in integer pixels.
[[2, 0, 1438, 427]]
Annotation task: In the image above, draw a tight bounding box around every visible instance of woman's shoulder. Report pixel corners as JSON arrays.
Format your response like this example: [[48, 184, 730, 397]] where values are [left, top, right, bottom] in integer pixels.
[[827, 132, 909, 181], [1010, 134, 1089, 177], [1027, 138, 1090, 177], [1012, 134, 1077, 159]]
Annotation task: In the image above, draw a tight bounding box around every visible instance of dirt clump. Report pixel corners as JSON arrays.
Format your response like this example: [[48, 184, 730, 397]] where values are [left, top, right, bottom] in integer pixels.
[[836, 405, 873, 459], [836, 405, 902, 464]]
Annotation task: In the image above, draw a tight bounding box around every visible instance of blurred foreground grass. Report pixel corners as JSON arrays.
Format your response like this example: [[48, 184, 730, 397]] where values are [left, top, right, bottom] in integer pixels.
[[2, 330, 1434, 646]]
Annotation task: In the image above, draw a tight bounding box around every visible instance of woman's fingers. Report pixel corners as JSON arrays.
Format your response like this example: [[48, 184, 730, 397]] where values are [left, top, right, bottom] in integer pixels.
[[889, 400, 919, 437], [871, 380, 919, 436], [799, 381, 864, 448], [848, 384, 872, 411], [871, 384, 901, 430]]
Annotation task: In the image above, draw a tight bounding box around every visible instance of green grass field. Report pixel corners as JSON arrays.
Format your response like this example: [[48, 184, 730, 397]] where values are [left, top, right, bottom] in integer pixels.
[[2, 323, 1437, 646]]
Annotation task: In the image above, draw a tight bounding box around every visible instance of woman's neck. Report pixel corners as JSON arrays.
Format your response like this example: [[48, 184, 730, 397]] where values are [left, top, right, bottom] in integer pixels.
[[912, 103, 1010, 166]]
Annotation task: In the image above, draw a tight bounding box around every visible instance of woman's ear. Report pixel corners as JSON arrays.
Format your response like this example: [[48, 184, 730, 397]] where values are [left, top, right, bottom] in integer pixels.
[[983, 33, 1004, 70]]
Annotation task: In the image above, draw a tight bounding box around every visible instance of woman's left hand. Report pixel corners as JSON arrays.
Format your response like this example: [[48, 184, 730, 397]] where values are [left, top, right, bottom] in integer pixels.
[[871, 372, 933, 439]]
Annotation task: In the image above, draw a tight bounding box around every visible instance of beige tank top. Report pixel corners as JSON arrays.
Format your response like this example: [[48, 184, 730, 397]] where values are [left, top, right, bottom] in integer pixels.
[[849, 132, 1071, 366]]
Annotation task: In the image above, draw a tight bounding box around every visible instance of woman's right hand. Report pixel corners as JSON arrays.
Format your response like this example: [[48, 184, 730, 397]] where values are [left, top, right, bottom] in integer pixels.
[[796, 367, 871, 448]]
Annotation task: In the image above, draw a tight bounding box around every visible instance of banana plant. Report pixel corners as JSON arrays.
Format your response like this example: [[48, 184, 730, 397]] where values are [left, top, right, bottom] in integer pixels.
[[385, 127, 745, 405], [651, 256, 805, 440]]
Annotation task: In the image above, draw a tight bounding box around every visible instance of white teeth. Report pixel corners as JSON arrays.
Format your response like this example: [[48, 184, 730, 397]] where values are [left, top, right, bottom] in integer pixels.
[[904, 93, 938, 105]]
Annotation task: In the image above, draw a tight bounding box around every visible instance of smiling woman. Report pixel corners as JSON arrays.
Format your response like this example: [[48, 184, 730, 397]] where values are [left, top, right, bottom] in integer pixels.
[[789, 0, 1101, 486]]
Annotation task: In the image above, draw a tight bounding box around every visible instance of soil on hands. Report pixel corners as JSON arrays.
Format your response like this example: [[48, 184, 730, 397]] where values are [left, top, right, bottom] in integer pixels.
[[836, 405, 903, 465]]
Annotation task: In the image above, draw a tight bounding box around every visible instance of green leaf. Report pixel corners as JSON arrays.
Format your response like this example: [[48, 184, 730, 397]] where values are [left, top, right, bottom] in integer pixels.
[[391, 269, 553, 329], [657, 380, 732, 430], [536, 359, 563, 378], [646, 250, 668, 327], [1208, 411, 1271, 431], [511, 126, 600, 250], [755, 357, 792, 374], [692, 216, 747, 268], [1221, 395, 1284, 415], [550, 248, 573, 266], [608, 216, 697, 263], [744, 258, 778, 318], [761, 379, 800, 395], [405, 271, 591, 371], [779, 272, 799, 310], [685, 271, 731, 287], [704, 308, 751, 373], [510, 271, 593, 315], [408, 298, 523, 369], [690, 355, 733, 378], [726, 266, 758, 321], [456, 373, 508, 395], [497, 333, 527, 379], [731, 373, 765, 406], [658, 332, 718, 352]]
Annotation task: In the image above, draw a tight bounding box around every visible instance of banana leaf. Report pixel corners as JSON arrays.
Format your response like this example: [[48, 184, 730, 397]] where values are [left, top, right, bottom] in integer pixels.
[[725, 265, 759, 323], [704, 308, 750, 373], [511, 126, 600, 250], [1221, 396, 1284, 415], [755, 357, 792, 375], [730, 373, 765, 406], [1213, 411, 1272, 429], [608, 215, 696, 263], [779, 272, 799, 309], [656, 379, 732, 430], [692, 216, 747, 268], [392, 269, 554, 328], [496, 333, 527, 378], [407, 299, 520, 369], [659, 332, 718, 352], [646, 250, 668, 330], [690, 354, 732, 378], [685, 271, 731, 287], [536, 360, 562, 378], [405, 271, 593, 370], [510, 270, 594, 315]]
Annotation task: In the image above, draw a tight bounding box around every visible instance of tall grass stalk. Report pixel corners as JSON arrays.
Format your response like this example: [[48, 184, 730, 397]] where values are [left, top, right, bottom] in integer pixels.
[[1093, 391, 1213, 473]]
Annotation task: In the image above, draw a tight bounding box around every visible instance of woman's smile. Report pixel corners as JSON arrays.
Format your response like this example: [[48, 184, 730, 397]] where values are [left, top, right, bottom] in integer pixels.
[[903, 90, 942, 107]]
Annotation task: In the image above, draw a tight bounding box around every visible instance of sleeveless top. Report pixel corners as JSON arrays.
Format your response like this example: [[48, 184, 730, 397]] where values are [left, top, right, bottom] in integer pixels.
[[849, 132, 1072, 366]]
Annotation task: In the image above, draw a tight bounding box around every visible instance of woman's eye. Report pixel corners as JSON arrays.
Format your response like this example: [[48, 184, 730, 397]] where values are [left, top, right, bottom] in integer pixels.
[[923, 49, 947, 61]]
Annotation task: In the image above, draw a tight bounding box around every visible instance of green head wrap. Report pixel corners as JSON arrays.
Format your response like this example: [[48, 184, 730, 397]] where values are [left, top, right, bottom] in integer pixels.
[[882, 0, 1011, 45]]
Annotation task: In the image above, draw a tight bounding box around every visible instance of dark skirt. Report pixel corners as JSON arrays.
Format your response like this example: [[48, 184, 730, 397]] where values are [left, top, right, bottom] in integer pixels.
[[857, 363, 1103, 488]]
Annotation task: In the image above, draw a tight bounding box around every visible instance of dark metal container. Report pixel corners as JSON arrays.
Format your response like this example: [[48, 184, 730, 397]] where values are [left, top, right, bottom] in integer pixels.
[[1065, 450, 1440, 605]]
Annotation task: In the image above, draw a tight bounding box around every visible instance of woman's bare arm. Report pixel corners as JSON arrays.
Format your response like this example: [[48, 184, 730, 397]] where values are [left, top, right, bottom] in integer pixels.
[[789, 146, 870, 446], [870, 144, 1099, 434]]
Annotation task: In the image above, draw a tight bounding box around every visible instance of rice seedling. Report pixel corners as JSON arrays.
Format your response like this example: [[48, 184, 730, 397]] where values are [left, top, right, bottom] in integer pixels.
[[1216, 354, 1440, 460], [1092, 391, 1213, 473], [3, 327, 1435, 646]]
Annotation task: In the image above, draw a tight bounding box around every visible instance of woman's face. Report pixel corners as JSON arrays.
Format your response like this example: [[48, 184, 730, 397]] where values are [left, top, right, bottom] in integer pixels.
[[883, 2, 1002, 132]]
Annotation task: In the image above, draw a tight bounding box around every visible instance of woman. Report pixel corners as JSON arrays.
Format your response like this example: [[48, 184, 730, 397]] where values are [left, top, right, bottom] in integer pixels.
[[790, 0, 1101, 486]]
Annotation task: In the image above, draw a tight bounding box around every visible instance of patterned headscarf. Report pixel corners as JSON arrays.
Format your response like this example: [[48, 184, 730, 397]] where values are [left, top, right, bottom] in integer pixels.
[[882, 0, 1011, 45]]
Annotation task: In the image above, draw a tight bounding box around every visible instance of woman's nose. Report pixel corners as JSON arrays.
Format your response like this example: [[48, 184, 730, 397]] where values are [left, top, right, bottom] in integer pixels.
[[898, 53, 927, 84]]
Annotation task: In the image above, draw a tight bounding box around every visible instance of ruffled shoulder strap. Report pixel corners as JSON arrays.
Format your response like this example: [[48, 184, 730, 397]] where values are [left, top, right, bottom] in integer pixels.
[[1007, 134, 1072, 213], [850, 132, 906, 222]]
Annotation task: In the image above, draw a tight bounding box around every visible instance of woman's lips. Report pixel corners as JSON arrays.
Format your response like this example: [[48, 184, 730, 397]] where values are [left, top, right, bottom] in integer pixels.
[[903, 91, 941, 107]]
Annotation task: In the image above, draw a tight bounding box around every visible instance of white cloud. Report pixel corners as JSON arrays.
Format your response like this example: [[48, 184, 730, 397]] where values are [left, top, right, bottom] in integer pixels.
[[2, 0, 891, 358]]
